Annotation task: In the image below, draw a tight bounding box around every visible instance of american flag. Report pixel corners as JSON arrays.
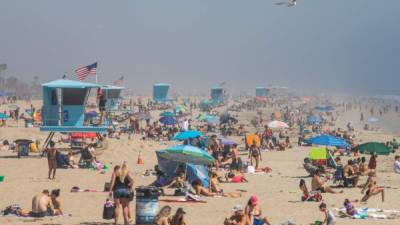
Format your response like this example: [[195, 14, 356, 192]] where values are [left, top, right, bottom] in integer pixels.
[[113, 76, 124, 86], [75, 62, 97, 81]]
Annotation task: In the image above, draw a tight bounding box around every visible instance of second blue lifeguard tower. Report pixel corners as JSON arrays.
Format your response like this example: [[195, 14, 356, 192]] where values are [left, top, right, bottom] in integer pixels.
[[153, 83, 171, 103], [40, 79, 108, 148], [255, 87, 269, 100], [210, 87, 225, 105]]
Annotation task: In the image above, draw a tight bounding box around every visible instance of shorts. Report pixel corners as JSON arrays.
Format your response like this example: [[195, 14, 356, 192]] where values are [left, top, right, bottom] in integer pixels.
[[113, 188, 130, 199], [48, 159, 57, 169], [316, 187, 326, 193], [253, 218, 265, 225], [31, 209, 53, 218]]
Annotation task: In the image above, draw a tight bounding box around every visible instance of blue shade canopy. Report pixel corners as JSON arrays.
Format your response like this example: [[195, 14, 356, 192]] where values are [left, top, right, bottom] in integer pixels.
[[42, 79, 100, 88], [158, 145, 215, 165], [305, 135, 349, 148], [173, 130, 203, 141], [159, 116, 177, 125]]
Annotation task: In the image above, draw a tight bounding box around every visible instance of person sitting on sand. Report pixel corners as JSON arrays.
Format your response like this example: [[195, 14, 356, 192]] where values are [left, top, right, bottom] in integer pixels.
[[191, 179, 216, 197], [50, 189, 63, 216], [67, 151, 78, 169], [31, 189, 54, 217], [319, 202, 336, 225], [299, 179, 322, 202], [168, 172, 185, 188], [361, 171, 384, 202], [311, 170, 343, 194], [343, 160, 359, 187], [343, 199, 356, 216], [224, 205, 251, 225], [244, 195, 272, 225], [170, 207, 187, 225], [155, 205, 172, 225], [209, 173, 242, 198]]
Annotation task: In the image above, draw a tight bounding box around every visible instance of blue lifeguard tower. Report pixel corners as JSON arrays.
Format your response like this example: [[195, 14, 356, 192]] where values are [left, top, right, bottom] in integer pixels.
[[40, 79, 108, 148], [210, 87, 224, 104], [256, 87, 269, 98], [153, 83, 170, 103]]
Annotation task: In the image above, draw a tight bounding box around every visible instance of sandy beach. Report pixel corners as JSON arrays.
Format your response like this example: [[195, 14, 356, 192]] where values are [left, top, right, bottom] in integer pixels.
[[0, 98, 399, 225]]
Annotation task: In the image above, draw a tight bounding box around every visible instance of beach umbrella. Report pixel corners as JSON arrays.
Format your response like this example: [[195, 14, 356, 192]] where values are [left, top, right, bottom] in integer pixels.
[[367, 117, 379, 123], [175, 105, 189, 113], [267, 120, 289, 129], [354, 142, 393, 155], [305, 135, 349, 148], [159, 116, 177, 125], [0, 113, 9, 119], [158, 145, 215, 165], [219, 137, 237, 146], [173, 130, 203, 141], [307, 115, 322, 124], [159, 111, 175, 117]]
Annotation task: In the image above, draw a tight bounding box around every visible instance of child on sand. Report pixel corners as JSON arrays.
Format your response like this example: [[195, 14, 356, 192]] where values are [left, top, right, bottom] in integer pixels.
[[319, 203, 336, 225]]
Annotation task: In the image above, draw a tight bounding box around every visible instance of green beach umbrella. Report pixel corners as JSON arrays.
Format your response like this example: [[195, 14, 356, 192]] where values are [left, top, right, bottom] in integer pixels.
[[355, 142, 393, 155], [158, 145, 215, 165]]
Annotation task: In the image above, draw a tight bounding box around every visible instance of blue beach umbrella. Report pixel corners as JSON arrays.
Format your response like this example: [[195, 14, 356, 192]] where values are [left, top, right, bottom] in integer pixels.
[[159, 111, 175, 117], [174, 130, 203, 141], [159, 116, 177, 125], [305, 135, 349, 148]]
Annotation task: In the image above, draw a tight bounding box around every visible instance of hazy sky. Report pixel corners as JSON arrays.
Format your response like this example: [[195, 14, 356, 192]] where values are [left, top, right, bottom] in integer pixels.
[[1, 0, 399, 95]]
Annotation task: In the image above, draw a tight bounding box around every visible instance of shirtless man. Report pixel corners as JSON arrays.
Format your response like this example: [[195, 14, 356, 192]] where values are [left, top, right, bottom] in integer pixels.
[[343, 160, 359, 187], [312, 170, 343, 194], [31, 190, 53, 217]]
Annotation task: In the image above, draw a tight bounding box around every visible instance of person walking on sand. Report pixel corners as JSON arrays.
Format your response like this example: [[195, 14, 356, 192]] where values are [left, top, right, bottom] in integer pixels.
[[109, 162, 134, 225], [46, 141, 57, 180]]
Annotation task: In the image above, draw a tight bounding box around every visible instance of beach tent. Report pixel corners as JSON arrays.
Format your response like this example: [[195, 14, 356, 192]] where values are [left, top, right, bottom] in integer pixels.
[[309, 147, 337, 168], [354, 142, 393, 155], [153, 83, 170, 103]]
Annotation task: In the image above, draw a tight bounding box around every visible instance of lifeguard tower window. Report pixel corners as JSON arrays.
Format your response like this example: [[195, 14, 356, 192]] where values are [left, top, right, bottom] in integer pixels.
[[107, 90, 121, 99], [51, 90, 58, 105], [62, 88, 87, 105]]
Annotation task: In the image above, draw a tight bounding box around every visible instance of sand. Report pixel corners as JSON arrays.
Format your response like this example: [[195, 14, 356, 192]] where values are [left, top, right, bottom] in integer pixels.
[[0, 99, 399, 225]]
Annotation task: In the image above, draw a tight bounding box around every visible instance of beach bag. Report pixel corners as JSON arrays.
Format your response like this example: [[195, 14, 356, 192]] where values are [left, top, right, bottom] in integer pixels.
[[104, 182, 111, 192], [102, 199, 115, 220]]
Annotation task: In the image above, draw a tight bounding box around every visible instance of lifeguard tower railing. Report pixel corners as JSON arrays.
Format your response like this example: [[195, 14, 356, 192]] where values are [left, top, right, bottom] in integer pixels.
[[40, 79, 107, 133], [102, 85, 126, 112]]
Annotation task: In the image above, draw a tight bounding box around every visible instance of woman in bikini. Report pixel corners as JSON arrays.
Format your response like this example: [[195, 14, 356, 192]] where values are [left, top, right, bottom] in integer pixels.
[[248, 141, 261, 170], [209, 173, 242, 198]]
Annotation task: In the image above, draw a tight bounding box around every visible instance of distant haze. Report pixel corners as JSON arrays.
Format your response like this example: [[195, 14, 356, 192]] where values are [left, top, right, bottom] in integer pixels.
[[1, 0, 399, 95]]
